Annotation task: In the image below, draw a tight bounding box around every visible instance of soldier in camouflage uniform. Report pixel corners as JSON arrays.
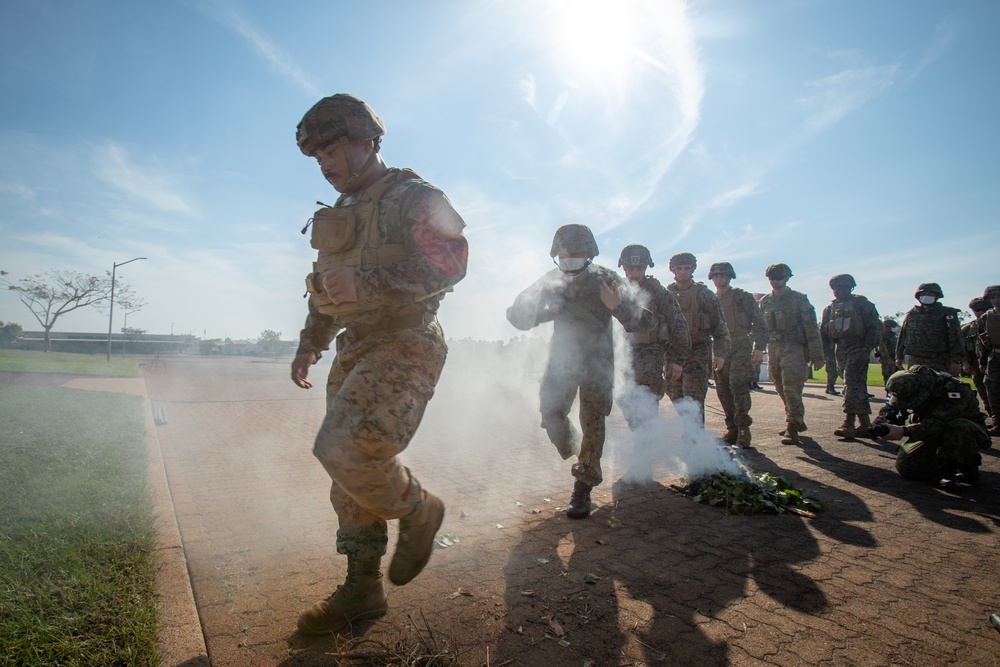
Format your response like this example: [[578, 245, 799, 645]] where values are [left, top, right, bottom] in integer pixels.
[[877, 318, 899, 385], [819, 274, 882, 438], [709, 262, 768, 448], [895, 282, 963, 375], [507, 225, 652, 519], [759, 264, 825, 445], [962, 297, 992, 421], [876, 366, 989, 490], [665, 253, 730, 422], [616, 245, 691, 429], [979, 285, 1000, 436], [290, 94, 468, 635]]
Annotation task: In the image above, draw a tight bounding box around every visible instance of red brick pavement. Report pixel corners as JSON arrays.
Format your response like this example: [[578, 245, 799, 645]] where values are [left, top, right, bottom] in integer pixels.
[[140, 355, 1000, 667]]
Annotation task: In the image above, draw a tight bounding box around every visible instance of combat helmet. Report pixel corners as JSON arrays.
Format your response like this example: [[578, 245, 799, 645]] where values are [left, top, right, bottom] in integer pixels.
[[765, 263, 793, 279], [708, 262, 736, 279], [915, 282, 943, 298], [669, 252, 697, 270], [882, 317, 898, 330], [969, 297, 990, 313], [296, 94, 386, 156], [550, 224, 599, 258], [618, 244, 654, 268], [984, 285, 1000, 298], [829, 274, 856, 289], [886, 366, 937, 409]]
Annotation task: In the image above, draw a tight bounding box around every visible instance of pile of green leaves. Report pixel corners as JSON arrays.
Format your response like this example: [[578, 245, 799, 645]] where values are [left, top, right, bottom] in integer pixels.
[[689, 471, 826, 516]]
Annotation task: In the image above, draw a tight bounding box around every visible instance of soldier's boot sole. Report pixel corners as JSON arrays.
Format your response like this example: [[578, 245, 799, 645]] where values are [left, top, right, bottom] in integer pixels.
[[389, 491, 445, 586]]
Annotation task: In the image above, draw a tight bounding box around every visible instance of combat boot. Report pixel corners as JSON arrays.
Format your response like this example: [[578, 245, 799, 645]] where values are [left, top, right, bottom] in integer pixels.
[[736, 428, 752, 448], [566, 480, 592, 519], [297, 557, 387, 636], [834, 414, 857, 438], [389, 491, 445, 586], [825, 386, 840, 396], [857, 414, 872, 436], [780, 424, 800, 445], [723, 426, 738, 444]]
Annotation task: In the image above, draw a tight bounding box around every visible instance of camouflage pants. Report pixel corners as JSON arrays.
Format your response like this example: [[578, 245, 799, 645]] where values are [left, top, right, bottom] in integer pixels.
[[540, 363, 612, 488], [837, 339, 872, 415], [895, 419, 987, 480], [315, 323, 447, 560], [971, 368, 992, 417], [620, 343, 664, 430], [715, 340, 755, 429], [768, 341, 810, 428], [666, 339, 711, 421]]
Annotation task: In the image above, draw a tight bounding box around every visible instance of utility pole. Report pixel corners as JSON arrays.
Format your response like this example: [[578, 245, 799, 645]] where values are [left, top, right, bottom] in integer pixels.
[[107, 257, 146, 361]]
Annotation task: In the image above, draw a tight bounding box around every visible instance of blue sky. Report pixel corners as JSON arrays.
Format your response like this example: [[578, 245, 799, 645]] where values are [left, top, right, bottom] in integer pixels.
[[1, 0, 997, 343]]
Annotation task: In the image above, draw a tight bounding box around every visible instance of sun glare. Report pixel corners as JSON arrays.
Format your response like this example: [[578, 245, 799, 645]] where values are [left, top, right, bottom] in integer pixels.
[[551, 0, 636, 85]]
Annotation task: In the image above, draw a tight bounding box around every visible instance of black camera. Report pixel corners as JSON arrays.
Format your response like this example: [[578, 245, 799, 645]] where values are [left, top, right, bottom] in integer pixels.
[[867, 423, 891, 438]]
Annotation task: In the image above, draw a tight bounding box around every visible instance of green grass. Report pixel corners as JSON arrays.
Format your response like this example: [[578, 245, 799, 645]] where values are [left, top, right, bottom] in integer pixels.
[[0, 350, 139, 377], [0, 385, 158, 667], [805, 363, 886, 387]]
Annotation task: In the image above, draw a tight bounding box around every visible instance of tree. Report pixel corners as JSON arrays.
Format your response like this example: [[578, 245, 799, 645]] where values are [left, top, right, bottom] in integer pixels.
[[121, 326, 146, 356], [1, 269, 138, 352], [257, 329, 282, 359], [0, 321, 22, 348]]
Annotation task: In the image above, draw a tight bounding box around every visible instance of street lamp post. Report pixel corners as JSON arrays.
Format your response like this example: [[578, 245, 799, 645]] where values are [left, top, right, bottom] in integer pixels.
[[107, 257, 146, 361]]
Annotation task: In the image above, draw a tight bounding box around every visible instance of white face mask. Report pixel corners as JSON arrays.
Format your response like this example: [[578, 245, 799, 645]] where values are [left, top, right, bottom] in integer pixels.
[[557, 257, 589, 273], [918, 295, 937, 305]]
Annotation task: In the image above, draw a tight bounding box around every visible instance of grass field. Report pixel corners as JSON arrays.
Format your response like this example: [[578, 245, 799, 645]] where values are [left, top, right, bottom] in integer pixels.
[[804, 363, 886, 387], [0, 349, 139, 377], [0, 352, 157, 666]]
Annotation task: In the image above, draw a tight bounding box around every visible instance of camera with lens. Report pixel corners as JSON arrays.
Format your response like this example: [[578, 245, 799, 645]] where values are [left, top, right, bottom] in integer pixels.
[[867, 423, 891, 438]]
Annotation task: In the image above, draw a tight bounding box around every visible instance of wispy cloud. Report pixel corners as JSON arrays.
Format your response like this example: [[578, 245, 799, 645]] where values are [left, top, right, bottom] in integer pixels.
[[93, 142, 197, 215], [673, 178, 761, 243], [204, 0, 320, 98], [0, 182, 37, 200], [799, 62, 900, 130]]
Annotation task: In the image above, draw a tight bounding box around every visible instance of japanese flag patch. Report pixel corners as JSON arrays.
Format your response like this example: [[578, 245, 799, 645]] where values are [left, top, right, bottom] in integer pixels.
[[947, 391, 961, 399]]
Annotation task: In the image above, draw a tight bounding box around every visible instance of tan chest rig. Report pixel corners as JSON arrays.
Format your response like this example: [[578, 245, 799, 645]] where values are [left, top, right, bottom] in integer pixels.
[[981, 309, 1000, 347], [826, 297, 867, 339], [719, 289, 750, 338], [304, 169, 417, 316], [673, 283, 709, 337]]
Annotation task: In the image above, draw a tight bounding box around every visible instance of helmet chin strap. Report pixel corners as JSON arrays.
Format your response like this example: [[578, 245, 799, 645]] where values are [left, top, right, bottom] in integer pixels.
[[340, 136, 382, 189]]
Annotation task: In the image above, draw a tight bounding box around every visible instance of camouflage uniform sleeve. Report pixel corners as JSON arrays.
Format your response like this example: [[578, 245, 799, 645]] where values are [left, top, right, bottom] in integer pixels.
[[661, 288, 691, 368], [353, 188, 468, 308], [861, 298, 881, 352], [908, 382, 981, 441], [799, 293, 825, 362], [296, 299, 341, 360], [945, 307, 964, 365], [506, 272, 559, 331], [745, 291, 769, 351], [895, 314, 909, 361], [820, 303, 836, 361], [703, 287, 731, 359]]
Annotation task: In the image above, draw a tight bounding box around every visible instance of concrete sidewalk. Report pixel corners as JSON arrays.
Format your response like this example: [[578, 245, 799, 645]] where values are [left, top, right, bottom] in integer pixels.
[[139, 356, 1000, 666]]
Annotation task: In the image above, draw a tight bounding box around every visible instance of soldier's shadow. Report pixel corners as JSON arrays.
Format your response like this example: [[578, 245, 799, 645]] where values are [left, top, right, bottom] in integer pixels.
[[496, 477, 829, 667]]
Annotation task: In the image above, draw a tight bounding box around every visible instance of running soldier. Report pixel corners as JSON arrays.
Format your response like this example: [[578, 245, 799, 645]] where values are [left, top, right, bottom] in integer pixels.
[[617, 244, 691, 428], [759, 263, 825, 445], [709, 262, 768, 448], [895, 282, 963, 375], [876, 365, 989, 490], [290, 94, 469, 635], [665, 252, 730, 422], [507, 225, 652, 519], [819, 274, 881, 438]]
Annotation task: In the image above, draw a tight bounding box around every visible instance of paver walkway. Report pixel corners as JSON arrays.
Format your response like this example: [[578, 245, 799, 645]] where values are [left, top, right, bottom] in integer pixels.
[[139, 355, 1000, 666]]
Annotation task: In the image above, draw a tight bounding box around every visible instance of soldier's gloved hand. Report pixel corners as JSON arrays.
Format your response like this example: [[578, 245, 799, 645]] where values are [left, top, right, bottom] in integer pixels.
[[812, 359, 825, 372], [291, 352, 316, 389], [599, 280, 623, 311], [752, 349, 764, 365], [712, 357, 725, 373], [881, 424, 905, 441], [895, 359, 904, 370]]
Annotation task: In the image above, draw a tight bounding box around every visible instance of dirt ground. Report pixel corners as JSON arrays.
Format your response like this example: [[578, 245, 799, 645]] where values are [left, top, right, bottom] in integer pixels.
[[12, 356, 999, 666]]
